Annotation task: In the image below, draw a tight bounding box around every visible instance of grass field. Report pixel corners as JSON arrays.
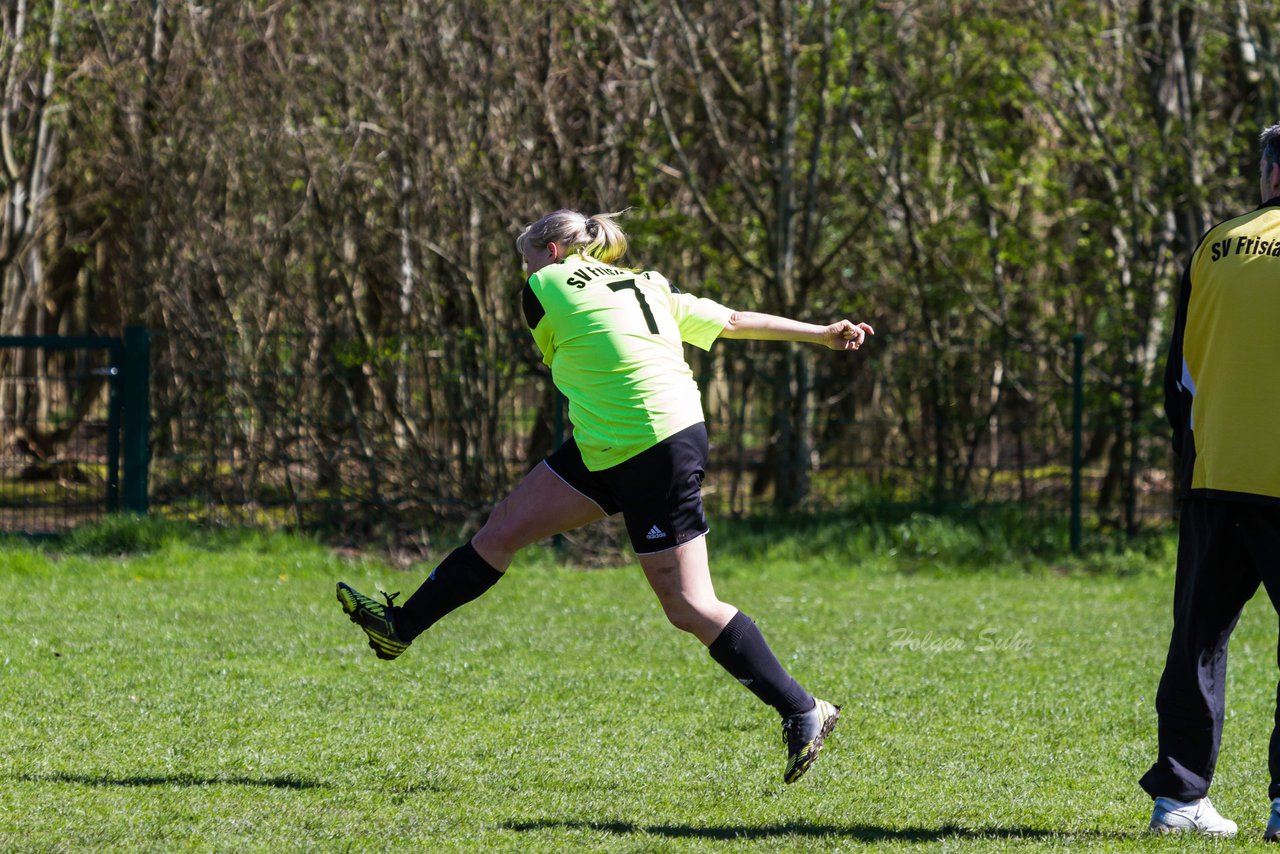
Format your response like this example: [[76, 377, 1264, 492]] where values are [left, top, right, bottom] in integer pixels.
[[3, 518, 1279, 851]]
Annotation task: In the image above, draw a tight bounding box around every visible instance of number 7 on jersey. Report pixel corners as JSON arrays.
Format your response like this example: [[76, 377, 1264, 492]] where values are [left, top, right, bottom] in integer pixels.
[[608, 279, 660, 335]]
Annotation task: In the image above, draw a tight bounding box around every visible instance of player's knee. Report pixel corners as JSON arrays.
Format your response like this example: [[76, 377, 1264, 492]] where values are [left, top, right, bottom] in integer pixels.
[[663, 608, 698, 635], [475, 502, 522, 556], [661, 598, 714, 635]]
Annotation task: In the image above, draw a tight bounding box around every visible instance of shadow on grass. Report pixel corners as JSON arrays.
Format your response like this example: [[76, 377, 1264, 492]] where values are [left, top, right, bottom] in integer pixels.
[[19, 772, 325, 790], [504, 819, 1133, 844]]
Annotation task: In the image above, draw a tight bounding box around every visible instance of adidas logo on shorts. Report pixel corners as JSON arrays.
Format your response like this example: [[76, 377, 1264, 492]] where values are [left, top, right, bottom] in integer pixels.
[[645, 525, 667, 541]]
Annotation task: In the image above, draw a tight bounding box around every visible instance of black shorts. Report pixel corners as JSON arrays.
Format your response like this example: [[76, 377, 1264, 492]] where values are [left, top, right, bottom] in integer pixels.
[[543, 422, 710, 554]]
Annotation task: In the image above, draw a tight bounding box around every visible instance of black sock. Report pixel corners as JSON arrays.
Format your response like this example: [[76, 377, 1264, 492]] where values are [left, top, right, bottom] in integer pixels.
[[394, 541, 503, 642], [708, 611, 815, 719]]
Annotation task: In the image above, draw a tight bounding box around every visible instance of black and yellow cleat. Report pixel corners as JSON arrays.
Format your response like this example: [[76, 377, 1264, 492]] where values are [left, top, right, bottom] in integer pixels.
[[336, 582, 409, 661], [782, 698, 840, 784]]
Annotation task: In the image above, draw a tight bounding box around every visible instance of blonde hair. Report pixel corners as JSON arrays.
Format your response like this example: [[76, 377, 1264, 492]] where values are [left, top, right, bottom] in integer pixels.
[[516, 209, 628, 265]]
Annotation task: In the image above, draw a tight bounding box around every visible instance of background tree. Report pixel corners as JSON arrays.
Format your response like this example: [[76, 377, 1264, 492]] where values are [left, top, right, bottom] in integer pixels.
[[3, 0, 1277, 536]]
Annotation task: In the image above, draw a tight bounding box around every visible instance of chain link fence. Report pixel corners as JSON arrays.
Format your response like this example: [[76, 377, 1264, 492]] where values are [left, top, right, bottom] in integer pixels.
[[0, 334, 148, 536], [1, 329, 1174, 544]]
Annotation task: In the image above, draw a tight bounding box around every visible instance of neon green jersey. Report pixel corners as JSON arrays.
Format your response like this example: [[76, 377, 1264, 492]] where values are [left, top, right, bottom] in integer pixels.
[[522, 253, 733, 470]]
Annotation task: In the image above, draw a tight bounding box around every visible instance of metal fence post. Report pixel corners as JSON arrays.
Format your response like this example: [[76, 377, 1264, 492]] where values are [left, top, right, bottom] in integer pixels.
[[552, 390, 566, 551], [121, 326, 151, 514], [106, 340, 123, 513], [1070, 333, 1085, 554]]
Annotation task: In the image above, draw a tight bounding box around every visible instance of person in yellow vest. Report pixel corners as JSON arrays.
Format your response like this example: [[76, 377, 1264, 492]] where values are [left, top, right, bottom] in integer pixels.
[[337, 209, 874, 784], [1144, 123, 1280, 838]]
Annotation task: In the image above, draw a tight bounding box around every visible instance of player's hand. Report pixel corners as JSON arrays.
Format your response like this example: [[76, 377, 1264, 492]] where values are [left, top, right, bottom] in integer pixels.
[[825, 320, 875, 351]]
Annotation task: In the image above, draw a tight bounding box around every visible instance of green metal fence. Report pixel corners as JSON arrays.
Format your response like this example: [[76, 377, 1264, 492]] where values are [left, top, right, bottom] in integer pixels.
[[0, 328, 150, 534], [1, 328, 1172, 549]]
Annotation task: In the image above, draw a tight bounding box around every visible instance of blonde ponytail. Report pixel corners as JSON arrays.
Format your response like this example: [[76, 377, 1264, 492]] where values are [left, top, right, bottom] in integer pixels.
[[516, 209, 629, 264]]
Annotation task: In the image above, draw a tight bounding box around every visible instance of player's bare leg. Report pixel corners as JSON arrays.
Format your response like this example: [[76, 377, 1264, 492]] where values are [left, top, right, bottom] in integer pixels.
[[338, 462, 606, 658], [637, 535, 736, 644], [471, 461, 606, 571], [638, 537, 839, 783]]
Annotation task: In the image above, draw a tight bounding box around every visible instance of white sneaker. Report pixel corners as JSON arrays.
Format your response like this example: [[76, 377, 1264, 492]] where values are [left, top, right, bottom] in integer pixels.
[[1264, 798, 1280, 842], [1148, 796, 1237, 837]]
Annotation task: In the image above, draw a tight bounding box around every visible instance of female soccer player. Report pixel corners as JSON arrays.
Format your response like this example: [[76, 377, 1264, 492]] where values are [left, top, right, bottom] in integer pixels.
[[338, 209, 874, 784]]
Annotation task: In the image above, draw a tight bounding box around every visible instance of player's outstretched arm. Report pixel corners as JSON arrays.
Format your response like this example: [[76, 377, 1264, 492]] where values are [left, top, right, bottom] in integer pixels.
[[719, 311, 875, 351]]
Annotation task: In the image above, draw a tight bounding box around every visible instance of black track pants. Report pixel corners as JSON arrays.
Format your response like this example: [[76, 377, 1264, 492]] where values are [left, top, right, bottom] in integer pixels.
[[1140, 499, 1280, 801]]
